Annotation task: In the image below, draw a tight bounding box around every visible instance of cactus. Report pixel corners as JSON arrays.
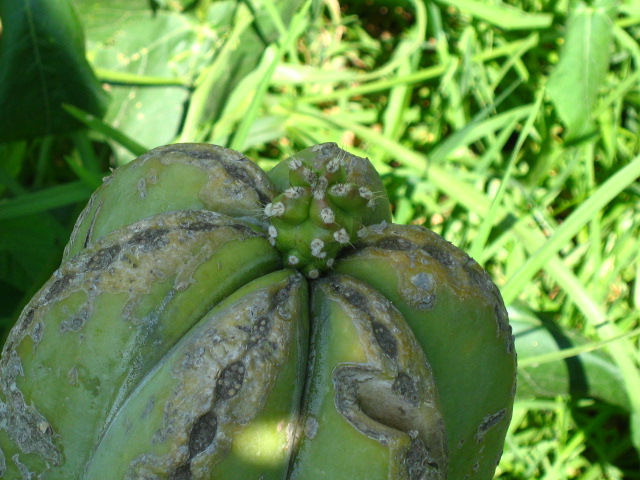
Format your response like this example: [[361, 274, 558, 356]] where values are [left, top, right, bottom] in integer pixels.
[[0, 143, 516, 480]]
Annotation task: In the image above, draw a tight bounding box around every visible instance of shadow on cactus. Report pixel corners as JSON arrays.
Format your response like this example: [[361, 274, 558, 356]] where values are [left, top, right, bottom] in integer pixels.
[[0, 143, 516, 479]]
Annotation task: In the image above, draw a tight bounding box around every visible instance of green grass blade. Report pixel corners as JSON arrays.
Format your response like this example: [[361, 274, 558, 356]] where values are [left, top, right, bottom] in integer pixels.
[[469, 90, 544, 260], [95, 68, 189, 87], [501, 155, 640, 303], [547, 2, 615, 140], [230, 0, 312, 151], [518, 327, 640, 368], [178, 5, 255, 142], [63, 104, 148, 156], [0, 182, 93, 220]]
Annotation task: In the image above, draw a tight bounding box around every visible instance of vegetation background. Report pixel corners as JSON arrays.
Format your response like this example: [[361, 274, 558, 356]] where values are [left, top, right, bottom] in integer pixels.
[[1, 0, 639, 477]]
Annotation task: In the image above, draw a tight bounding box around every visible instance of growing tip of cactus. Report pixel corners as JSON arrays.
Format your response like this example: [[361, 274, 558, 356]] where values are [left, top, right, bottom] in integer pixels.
[[266, 145, 385, 279]]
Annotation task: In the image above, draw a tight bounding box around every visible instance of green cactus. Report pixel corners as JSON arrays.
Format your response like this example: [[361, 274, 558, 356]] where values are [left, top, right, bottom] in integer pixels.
[[0, 143, 516, 480]]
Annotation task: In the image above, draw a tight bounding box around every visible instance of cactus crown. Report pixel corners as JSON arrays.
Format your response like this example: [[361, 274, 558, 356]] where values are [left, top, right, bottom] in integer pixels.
[[264, 147, 376, 279]]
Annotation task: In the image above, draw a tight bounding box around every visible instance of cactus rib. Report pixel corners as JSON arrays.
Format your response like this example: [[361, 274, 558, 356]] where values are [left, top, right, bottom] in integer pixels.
[[334, 223, 517, 480]]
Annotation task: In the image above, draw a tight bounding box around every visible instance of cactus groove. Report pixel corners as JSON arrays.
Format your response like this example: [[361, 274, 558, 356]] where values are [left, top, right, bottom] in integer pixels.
[[0, 143, 516, 480]]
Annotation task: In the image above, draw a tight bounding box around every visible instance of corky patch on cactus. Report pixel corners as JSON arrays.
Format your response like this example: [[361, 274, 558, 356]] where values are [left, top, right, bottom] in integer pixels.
[[264, 145, 379, 279]]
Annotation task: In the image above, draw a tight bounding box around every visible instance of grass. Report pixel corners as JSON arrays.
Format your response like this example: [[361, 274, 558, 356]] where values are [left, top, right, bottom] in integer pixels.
[[1, 0, 639, 477]]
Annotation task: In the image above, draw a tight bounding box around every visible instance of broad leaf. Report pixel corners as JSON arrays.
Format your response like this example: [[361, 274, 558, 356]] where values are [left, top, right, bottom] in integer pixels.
[[74, 0, 205, 159], [0, 0, 108, 141], [75, 0, 304, 160], [547, 2, 614, 140], [512, 309, 630, 411]]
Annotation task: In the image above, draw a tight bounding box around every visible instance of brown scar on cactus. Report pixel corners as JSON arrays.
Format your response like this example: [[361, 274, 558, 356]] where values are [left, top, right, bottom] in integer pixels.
[[85, 271, 306, 479], [333, 221, 516, 480], [0, 211, 283, 479], [332, 365, 444, 479], [474, 409, 507, 444], [348, 223, 514, 352], [64, 144, 278, 259], [300, 275, 448, 479]]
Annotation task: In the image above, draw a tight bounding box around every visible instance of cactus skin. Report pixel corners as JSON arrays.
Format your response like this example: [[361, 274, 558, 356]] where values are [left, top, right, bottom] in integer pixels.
[[83, 270, 308, 480], [0, 211, 280, 479], [0, 143, 515, 480], [335, 224, 517, 480], [290, 275, 447, 479], [64, 143, 277, 258]]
